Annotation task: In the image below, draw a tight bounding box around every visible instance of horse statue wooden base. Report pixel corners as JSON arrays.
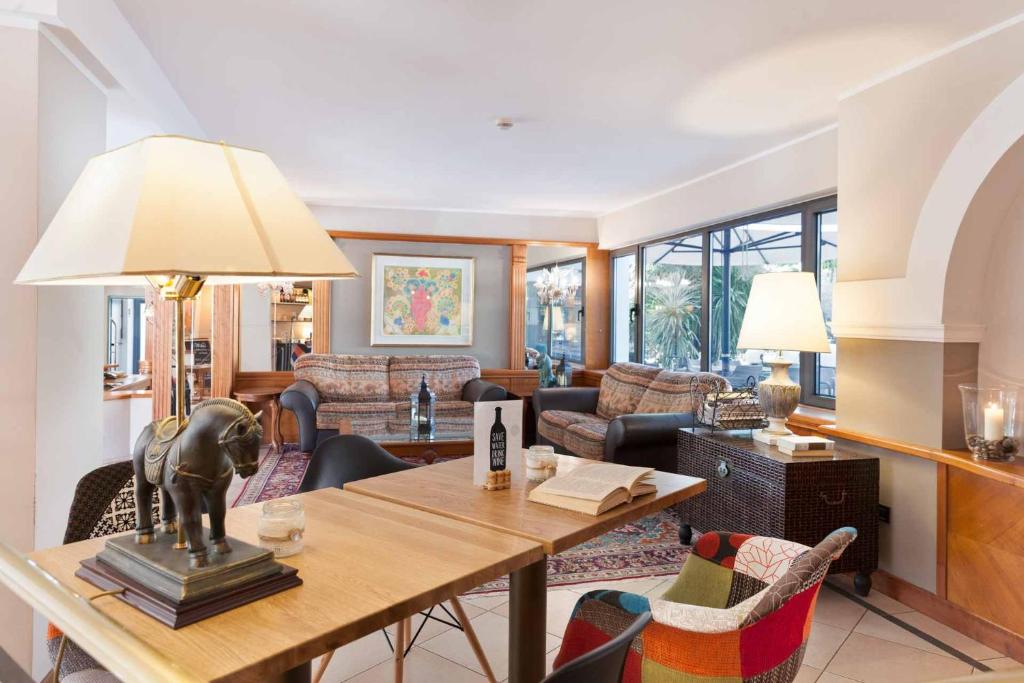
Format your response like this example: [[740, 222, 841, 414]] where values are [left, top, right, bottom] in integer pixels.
[[132, 398, 263, 569]]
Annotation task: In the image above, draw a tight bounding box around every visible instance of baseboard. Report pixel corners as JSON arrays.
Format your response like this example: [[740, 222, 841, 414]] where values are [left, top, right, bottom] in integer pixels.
[[872, 570, 1024, 662]]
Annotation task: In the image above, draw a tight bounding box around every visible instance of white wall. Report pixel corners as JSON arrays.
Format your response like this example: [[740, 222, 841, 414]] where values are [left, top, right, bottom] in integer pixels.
[[32, 31, 108, 677], [239, 283, 273, 372], [329, 238, 510, 368], [310, 203, 597, 244], [597, 127, 837, 249], [0, 24, 40, 674]]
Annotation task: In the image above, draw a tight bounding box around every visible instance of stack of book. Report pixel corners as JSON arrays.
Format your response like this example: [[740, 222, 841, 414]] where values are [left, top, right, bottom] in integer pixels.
[[777, 435, 836, 457], [527, 460, 656, 515]]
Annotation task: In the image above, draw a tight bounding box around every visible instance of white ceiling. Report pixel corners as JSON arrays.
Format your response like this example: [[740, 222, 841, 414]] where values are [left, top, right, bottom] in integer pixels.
[[113, 0, 1024, 217]]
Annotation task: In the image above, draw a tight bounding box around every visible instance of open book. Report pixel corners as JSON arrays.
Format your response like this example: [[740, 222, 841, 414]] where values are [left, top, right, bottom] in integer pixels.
[[527, 461, 656, 515]]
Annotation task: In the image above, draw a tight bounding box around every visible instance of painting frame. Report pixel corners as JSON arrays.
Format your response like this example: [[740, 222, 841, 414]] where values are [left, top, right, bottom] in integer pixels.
[[370, 253, 475, 347]]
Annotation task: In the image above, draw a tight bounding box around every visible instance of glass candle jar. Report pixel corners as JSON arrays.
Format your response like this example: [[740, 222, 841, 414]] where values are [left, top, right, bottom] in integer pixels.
[[525, 445, 557, 482], [258, 499, 305, 557], [959, 384, 1020, 462]]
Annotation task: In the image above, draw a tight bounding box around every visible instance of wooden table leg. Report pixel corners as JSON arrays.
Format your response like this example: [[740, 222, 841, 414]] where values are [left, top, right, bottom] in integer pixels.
[[509, 556, 547, 683], [270, 397, 283, 453]]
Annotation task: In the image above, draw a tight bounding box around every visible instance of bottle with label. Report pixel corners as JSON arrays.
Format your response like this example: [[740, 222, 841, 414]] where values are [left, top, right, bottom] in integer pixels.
[[489, 407, 507, 471]]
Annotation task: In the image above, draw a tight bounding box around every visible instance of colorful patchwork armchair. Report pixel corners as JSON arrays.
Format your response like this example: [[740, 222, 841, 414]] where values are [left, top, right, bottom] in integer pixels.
[[553, 527, 857, 682]]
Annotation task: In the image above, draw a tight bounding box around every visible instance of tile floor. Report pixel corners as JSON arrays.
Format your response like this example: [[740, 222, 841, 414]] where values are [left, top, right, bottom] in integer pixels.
[[310, 574, 1023, 683]]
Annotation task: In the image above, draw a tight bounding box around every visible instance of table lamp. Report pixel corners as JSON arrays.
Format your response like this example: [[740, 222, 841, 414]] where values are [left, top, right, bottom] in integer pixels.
[[15, 136, 357, 615], [736, 272, 831, 445]]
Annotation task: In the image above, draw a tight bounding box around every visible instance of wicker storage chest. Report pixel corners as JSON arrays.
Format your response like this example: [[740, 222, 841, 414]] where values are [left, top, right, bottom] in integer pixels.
[[677, 428, 879, 595]]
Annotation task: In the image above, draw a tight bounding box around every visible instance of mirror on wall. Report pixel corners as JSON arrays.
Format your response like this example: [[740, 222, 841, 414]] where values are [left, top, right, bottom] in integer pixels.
[[524, 246, 586, 370], [239, 281, 315, 371]]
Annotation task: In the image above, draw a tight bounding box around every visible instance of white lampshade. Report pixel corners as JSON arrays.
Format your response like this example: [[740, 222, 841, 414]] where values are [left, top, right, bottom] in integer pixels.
[[16, 135, 357, 286], [736, 272, 831, 353]]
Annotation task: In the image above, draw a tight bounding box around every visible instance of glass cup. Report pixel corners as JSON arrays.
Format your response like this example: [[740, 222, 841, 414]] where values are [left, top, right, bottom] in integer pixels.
[[258, 499, 305, 557], [959, 384, 1020, 462]]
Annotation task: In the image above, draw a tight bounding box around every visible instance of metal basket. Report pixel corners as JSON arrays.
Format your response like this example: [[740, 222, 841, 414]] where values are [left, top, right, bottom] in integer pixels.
[[690, 376, 768, 432]]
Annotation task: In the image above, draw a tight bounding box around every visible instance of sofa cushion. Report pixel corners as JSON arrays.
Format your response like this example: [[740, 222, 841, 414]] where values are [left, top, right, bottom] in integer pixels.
[[388, 355, 481, 402], [596, 363, 662, 419], [294, 354, 391, 403], [392, 400, 474, 434], [316, 402, 397, 433], [538, 410, 605, 446], [634, 371, 730, 414], [563, 421, 609, 460]]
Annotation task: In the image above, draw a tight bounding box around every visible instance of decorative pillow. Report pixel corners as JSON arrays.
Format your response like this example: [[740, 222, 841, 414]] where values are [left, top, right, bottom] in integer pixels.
[[596, 363, 662, 419], [388, 355, 480, 401], [293, 354, 391, 402], [634, 371, 729, 414]]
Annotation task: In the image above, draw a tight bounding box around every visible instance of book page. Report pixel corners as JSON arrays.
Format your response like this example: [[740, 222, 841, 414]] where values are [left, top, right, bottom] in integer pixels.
[[564, 462, 654, 492], [530, 474, 623, 502]]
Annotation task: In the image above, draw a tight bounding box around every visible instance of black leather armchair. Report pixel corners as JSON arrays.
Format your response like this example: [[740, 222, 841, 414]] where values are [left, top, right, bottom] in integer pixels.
[[533, 387, 693, 472], [282, 376, 508, 452]]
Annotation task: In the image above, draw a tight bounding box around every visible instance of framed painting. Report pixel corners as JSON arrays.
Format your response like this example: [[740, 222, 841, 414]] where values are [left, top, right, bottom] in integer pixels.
[[370, 253, 475, 346]]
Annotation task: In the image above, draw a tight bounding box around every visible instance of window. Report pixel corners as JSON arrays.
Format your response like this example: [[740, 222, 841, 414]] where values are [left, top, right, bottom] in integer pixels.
[[611, 251, 637, 363], [526, 259, 584, 365], [642, 234, 703, 371], [815, 210, 838, 399], [710, 213, 803, 388], [612, 196, 837, 408]]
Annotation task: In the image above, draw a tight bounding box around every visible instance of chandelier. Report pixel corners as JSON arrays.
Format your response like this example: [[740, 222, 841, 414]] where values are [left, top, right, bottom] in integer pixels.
[[534, 265, 580, 306]]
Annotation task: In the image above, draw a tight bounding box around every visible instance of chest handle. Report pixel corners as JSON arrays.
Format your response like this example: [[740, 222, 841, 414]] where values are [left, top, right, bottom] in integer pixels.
[[820, 490, 847, 506], [716, 460, 730, 479]]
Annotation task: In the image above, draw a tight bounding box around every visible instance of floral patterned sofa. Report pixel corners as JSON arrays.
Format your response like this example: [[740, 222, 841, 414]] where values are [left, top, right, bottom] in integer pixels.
[[533, 362, 729, 472], [281, 354, 506, 451]]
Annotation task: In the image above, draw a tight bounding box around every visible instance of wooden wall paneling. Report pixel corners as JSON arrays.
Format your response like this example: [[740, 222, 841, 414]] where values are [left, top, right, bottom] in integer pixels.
[[946, 467, 1024, 637], [150, 292, 174, 420], [211, 285, 239, 398], [313, 281, 332, 354], [508, 244, 528, 369], [936, 462, 948, 599], [584, 247, 610, 369]]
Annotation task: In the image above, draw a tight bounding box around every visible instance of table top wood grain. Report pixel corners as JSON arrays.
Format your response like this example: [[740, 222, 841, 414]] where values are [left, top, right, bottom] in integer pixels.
[[346, 457, 707, 555], [28, 489, 543, 683]]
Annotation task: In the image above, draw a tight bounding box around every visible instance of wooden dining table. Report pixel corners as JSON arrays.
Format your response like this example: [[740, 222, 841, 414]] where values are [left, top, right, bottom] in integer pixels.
[[28, 488, 543, 682], [346, 457, 707, 683]]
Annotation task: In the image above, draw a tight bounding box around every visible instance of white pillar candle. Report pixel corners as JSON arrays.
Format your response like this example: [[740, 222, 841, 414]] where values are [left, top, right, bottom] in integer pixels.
[[984, 402, 1005, 441]]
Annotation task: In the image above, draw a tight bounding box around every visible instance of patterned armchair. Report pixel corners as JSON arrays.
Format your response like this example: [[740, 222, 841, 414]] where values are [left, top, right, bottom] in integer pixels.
[[553, 527, 857, 683]]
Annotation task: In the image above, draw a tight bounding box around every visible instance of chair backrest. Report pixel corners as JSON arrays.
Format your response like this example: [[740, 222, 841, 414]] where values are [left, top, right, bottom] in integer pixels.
[[298, 434, 416, 491], [63, 461, 159, 544], [292, 353, 392, 403], [387, 355, 481, 401], [543, 611, 651, 683], [596, 363, 662, 419]]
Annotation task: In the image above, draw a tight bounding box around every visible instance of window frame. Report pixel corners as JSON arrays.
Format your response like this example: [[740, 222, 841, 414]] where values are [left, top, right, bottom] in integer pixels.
[[526, 256, 587, 366], [609, 195, 837, 409], [610, 247, 640, 363]]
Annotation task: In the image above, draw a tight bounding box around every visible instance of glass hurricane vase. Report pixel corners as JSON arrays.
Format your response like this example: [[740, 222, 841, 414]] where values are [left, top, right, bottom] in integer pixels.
[[959, 384, 1020, 462]]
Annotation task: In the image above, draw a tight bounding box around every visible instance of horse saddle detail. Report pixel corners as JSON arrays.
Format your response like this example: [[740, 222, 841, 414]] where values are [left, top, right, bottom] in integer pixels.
[[144, 416, 187, 485]]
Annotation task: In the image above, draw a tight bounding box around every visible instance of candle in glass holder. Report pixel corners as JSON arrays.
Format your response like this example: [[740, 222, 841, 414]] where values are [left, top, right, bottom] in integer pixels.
[[984, 402, 1005, 441]]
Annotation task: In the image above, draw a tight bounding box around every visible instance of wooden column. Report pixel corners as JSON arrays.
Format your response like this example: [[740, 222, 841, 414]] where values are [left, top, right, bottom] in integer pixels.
[[211, 285, 239, 398], [312, 280, 332, 354], [584, 247, 610, 369], [508, 244, 528, 369], [150, 291, 174, 420]]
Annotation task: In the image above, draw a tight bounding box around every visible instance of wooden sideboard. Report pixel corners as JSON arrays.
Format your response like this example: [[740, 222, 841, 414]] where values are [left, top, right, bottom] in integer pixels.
[[790, 409, 1024, 661]]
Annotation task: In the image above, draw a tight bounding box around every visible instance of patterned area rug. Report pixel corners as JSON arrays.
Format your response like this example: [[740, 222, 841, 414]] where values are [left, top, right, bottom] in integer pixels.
[[232, 445, 689, 592]]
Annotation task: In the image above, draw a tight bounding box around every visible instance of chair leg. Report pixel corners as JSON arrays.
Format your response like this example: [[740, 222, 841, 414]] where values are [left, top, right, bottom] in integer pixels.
[[394, 617, 410, 683], [449, 596, 497, 683], [312, 649, 335, 683]]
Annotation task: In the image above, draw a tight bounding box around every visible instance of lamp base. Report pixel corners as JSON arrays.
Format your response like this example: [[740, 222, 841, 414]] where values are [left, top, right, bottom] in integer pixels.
[[755, 356, 801, 445]]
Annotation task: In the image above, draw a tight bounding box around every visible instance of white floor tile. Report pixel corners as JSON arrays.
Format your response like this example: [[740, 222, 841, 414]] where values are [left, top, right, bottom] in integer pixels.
[[419, 610, 560, 681], [313, 631, 394, 682], [345, 646, 486, 683], [492, 589, 581, 637]]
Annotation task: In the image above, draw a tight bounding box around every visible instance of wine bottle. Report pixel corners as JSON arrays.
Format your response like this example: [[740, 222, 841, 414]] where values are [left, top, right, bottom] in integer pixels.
[[557, 354, 567, 386], [489, 407, 507, 471], [417, 374, 432, 436]]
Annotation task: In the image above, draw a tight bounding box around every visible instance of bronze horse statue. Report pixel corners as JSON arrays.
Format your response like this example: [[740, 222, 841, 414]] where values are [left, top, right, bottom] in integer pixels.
[[132, 398, 263, 568]]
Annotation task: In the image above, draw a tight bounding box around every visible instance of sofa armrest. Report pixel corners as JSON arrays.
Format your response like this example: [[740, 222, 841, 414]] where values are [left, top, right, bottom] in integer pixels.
[[604, 413, 693, 470], [462, 377, 508, 403], [532, 387, 601, 417], [280, 380, 321, 452]]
